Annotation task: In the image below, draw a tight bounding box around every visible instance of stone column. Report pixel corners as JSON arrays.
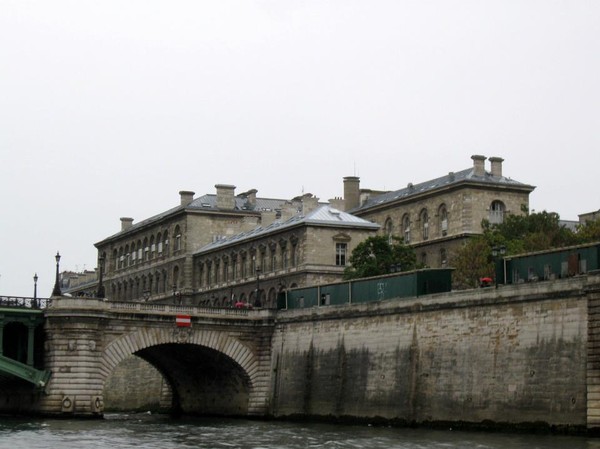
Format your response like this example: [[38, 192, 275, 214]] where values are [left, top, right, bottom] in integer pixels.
[[40, 298, 107, 417]]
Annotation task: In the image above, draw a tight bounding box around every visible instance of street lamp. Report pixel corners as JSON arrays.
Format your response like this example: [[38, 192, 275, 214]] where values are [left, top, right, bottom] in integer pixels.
[[33, 273, 38, 308], [97, 254, 105, 298], [52, 251, 62, 296]]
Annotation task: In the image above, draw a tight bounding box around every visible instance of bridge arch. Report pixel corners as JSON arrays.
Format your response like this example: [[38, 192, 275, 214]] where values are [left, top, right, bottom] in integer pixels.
[[99, 327, 261, 416]]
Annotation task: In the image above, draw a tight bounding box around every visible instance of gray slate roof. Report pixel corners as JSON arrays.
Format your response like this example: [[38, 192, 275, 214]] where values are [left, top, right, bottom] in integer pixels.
[[96, 194, 294, 245], [195, 204, 380, 255], [351, 166, 535, 214]]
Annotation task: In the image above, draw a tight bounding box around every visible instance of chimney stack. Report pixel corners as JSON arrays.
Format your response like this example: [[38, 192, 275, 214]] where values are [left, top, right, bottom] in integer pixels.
[[329, 197, 345, 211], [343, 176, 360, 211], [120, 217, 134, 231], [179, 190, 195, 206], [215, 184, 236, 209], [489, 157, 504, 178], [471, 155, 487, 177], [302, 194, 319, 214]]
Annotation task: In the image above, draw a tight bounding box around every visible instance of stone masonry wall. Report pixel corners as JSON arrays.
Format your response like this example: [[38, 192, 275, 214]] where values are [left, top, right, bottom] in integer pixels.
[[270, 277, 591, 429]]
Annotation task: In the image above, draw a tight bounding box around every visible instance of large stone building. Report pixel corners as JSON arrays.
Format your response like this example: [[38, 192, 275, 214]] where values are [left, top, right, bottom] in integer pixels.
[[192, 203, 379, 308], [94, 185, 306, 303], [343, 155, 535, 268], [74, 154, 534, 301]]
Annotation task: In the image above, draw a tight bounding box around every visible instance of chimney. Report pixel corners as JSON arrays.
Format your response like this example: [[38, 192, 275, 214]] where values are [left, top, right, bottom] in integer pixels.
[[489, 157, 504, 178], [302, 194, 319, 214], [261, 210, 278, 227], [329, 197, 345, 211], [215, 184, 236, 209], [471, 155, 487, 177], [238, 189, 258, 209], [120, 217, 134, 231], [179, 190, 195, 206], [280, 202, 299, 221], [343, 176, 360, 211]]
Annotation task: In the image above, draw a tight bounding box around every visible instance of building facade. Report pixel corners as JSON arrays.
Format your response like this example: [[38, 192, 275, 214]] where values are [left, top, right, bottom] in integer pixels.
[[192, 204, 379, 308], [342, 155, 535, 268], [93, 185, 306, 303], [70, 155, 534, 301]]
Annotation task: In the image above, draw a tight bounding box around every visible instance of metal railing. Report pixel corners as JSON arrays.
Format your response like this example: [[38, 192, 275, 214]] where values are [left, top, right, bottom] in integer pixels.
[[0, 296, 50, 310]]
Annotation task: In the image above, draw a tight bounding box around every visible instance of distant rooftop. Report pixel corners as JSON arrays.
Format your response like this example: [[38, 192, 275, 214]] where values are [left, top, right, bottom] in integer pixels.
[[195, 204, 379, 255], [351, 162, 535, 214]]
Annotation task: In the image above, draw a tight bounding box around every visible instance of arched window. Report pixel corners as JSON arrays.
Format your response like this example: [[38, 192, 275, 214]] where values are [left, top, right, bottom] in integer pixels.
[[489, 200, 505, 224], [384, 217, 393, 244], [163, 231, 170, 256], [156, 232, 163, 255], [223, 257, 229, 283], [438, 205, 448, 236], [420, 209, 429, 240], [143, 237, 149, 261], [150, 235, 156, 259], [440, 248, 448, 267], [174, 225, 182, 252], [402, 214, 411, 244]]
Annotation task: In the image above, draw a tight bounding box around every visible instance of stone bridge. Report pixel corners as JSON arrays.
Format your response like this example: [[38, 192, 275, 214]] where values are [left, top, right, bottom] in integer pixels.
[[37, 298, 275, 417], [3, 274, 600, 434]]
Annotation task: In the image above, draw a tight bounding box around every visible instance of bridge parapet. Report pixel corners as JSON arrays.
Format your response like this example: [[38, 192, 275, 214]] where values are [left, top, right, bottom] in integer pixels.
[[0, 295, 50, 309], [48, 297, 274, 320]]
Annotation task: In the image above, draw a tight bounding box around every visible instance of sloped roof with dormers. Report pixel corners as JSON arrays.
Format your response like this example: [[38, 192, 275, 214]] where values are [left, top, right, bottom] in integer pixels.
[[350, 166, 535, 214], [95, 193, 297, 246], [195, 204, 380, 255]]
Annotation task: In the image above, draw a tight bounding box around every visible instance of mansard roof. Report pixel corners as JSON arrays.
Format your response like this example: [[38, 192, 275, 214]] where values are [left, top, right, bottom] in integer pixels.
[[351, 166, 535, 214], [188, 194, 292, 212], [195, 205, 379, 255], [96, 193, 293, 246]]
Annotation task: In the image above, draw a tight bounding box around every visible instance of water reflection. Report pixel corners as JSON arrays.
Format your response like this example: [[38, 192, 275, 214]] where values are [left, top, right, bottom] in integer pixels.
[[0, 413, 594, 449]]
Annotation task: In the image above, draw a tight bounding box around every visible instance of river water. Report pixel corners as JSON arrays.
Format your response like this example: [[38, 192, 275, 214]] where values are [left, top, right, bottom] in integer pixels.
[[0, 413, 598, 449]]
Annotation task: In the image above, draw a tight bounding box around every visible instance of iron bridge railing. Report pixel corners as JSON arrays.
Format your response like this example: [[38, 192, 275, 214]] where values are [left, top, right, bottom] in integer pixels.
[[0, 296, 50, 310]]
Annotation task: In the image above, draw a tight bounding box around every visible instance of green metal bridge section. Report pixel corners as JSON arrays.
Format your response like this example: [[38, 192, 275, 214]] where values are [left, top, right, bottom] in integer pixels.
[[0, 296, 52, 388]]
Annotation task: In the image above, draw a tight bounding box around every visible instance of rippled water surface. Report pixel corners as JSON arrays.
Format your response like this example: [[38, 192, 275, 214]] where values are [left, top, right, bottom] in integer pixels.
[[0, 414, 598, 449]]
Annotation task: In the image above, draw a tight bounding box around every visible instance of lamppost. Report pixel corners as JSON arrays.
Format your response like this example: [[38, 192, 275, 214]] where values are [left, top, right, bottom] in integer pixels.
[[33, 273, 38, 308], [97, 254, 105, 298], [491, 245, 507, 288], [255, 266, 261, 307], [52, 251, 62, 296]]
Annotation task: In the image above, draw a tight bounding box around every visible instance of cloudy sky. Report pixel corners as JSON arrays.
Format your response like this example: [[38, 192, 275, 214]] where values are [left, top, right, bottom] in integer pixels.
[[1, 1, 598, 297]]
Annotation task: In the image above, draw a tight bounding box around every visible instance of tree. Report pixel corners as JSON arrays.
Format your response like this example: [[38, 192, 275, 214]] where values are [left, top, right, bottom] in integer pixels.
[[343, 235, 417, 280], [452, 206, 578, 289], [576, 219, 600, 243], [451, 236, 494, 289]]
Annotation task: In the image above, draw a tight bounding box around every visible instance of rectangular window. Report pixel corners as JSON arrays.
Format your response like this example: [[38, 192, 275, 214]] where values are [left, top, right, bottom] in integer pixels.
[[336, 243, 347, 266]]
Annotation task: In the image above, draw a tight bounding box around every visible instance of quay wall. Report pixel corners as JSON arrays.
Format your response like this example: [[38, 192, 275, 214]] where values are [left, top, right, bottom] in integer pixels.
[[270, 275, 600, 430]]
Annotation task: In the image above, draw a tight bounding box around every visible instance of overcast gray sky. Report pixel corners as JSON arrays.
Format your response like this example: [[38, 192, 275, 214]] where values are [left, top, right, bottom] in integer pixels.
[[1, 1, 598, 297]]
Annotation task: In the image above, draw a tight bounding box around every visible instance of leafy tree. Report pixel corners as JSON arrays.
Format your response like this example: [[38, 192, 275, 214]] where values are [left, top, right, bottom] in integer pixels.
[[452, 205, 579, 289], [576, 219, 600, 243], [343, 235, 417, 280], [451, 236, 494, 289], [488, 205, 577, 252]]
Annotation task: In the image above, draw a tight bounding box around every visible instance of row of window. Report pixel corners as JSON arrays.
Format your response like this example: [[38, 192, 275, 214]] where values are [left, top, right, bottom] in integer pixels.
[[108, 266, 180, 302], [109, 226, 183, 272], [386, 201, 505, 244], [196, 242, 348, 290], [196, 243, 299, 288]]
